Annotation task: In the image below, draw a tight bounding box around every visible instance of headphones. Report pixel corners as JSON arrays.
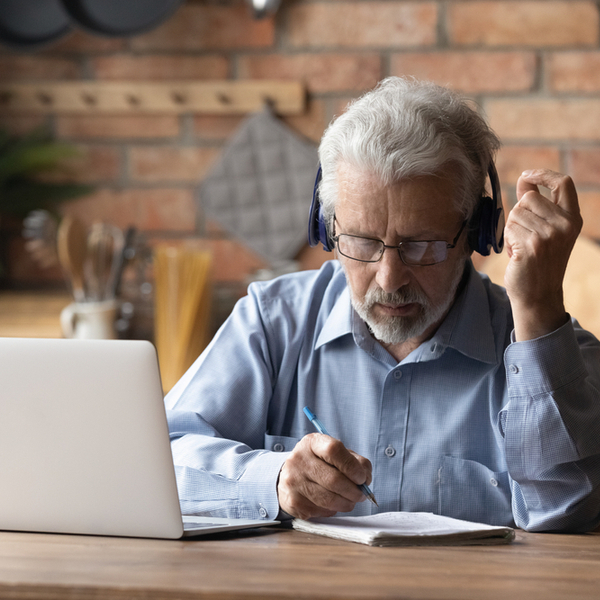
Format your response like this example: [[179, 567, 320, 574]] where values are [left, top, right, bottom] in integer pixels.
[[307, 162, 504, 257]]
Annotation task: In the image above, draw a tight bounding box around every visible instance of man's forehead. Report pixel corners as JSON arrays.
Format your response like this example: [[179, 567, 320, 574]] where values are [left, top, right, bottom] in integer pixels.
[[336, 167, 459, 208], [334, 164, 464, 235], [336, 162, 459, 193]]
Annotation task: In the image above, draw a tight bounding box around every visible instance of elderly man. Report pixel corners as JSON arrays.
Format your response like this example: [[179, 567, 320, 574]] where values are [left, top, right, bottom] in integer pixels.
[[166, 77, 600, 532]]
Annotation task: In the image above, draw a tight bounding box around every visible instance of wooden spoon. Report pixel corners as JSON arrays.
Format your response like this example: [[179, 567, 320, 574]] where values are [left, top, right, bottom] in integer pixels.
[[57, 216, 88, 302]]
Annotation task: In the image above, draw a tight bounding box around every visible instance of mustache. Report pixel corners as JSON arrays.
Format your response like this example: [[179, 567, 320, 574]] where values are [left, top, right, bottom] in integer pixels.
[[363, 286, 427, 307]]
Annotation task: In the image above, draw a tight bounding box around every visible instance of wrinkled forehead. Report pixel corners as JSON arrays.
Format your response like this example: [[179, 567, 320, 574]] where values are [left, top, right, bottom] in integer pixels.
[[334, 163, 464, 236]]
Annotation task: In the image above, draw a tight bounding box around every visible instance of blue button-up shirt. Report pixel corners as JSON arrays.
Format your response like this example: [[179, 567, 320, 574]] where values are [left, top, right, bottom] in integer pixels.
[[165, 260, 600, 531]]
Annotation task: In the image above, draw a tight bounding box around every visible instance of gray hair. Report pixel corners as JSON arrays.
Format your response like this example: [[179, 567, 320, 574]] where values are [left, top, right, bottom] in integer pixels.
[[318, 77, 501, 227]]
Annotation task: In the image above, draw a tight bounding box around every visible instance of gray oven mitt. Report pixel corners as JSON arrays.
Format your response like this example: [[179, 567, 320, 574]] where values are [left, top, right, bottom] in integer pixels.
[[198, 107, 319, 265]]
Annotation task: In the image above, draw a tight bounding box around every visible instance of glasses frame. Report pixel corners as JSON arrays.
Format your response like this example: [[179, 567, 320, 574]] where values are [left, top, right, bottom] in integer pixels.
[[332, 217, 467, 267]]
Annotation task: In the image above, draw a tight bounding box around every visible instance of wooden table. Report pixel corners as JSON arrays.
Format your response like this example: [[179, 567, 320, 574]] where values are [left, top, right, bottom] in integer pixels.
[[0, 291, 70, 338], [1, 526, 600, 600]]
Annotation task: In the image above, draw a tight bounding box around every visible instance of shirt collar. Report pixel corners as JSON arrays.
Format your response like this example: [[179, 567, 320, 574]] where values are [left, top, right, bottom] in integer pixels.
[[425, 260, 499, 364], [315, 286, 354, 350], [314, 260, 499, 364]]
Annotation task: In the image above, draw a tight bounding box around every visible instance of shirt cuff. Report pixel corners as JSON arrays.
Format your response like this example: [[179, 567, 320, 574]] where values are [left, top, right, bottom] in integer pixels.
[[238, 449, 290, 521], [504, 317, 587, 397]]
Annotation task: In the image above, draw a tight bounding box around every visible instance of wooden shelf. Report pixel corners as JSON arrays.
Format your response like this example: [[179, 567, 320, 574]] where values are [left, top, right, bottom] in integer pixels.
[[0, 80, 305, 115]]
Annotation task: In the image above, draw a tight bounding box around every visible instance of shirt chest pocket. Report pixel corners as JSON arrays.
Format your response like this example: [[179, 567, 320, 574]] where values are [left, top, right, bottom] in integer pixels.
[[438, 455, 514, 527], [264, 433, 302, 453]]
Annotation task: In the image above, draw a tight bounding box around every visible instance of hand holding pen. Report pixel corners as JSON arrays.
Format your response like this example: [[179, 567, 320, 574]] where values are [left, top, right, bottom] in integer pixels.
[[276, 407, 377, 520], [303, 407, 378, 506]]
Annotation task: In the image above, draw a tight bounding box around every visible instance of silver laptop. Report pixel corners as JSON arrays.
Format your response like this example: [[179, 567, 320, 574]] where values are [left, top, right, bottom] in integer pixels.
[[0, 337, 279, 538]]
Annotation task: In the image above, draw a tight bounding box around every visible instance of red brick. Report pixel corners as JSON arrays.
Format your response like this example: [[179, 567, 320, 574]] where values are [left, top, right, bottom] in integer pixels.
[[390, 51, 536, 93], [0, 114, 49, 135], [131, 4, 274, 51], [129, 147, 220, 182], [449, 1, 599, 47], [568, 149, 600, 186], [44, 30, 126, 53], [60, 188, 136, 229], [0, 56, 80, 81], [194, 103, 326, 145], [92, 55, 229, 81], [205, 237, 267, 283], [61, 188, 196, 232], [495, 146, 562, 187], [137, 188, 197, 232], [56, 115, 180, 140], [238, 54, 381, 93], [287, 2, 437, 48], [193, 116, 245, 141], [205, 220, 226, 236], [39, 145, 121, 184], [487, 99, 600, 141], [282, 98, 327, 144], [333, 96, 362, 117], [549, 52, 600, 92], [578, 190, 600, 239], [296, 243, 330, 271]]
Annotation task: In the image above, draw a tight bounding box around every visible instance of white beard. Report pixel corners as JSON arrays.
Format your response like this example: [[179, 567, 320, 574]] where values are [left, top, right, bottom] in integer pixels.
[[347, 260, 466, 345]]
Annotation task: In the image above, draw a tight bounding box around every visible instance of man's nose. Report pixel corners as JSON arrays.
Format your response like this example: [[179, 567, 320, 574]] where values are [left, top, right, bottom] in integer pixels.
[[374, 247, 412, 294]]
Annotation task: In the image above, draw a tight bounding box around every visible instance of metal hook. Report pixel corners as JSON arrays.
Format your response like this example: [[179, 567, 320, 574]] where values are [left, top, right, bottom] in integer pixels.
[[81, 93, 97, 106], [216, 92, 231, 105], [126, 94, 141, 107], [36, 91, 53, 106], [171, 91, 187, 105]]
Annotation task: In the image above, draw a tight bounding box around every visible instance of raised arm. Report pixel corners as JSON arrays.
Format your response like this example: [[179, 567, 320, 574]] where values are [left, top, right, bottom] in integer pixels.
[[503, 169, 583, 341]]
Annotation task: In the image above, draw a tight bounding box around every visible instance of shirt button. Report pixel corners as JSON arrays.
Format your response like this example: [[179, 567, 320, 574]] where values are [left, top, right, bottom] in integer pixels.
[[490, 478, 498, 487], [508, 364, 519, 374], [430, 343, 438, 353], [394, 370, 402, 380], [272, 443, 284, 452], [258, 506, 268, 518], [385, 445, 396, 457]]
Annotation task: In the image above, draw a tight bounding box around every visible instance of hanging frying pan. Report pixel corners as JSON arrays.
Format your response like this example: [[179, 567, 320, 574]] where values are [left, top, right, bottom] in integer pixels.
[[60, 0, 183, 37], [0, 0, 72, 50]]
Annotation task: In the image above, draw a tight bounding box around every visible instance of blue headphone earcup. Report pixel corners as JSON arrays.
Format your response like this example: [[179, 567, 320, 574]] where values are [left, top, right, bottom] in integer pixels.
[[468, 163, 505, 256], [469, 196, 501, 256], [307, 166, 334, 252]]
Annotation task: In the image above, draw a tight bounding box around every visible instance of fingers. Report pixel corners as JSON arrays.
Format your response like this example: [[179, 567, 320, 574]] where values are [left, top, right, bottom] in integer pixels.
[[510, 168, 582, 249], [277, 433, 372, 520], [517, 168, 580, 216], [348, 449, 373, 486]]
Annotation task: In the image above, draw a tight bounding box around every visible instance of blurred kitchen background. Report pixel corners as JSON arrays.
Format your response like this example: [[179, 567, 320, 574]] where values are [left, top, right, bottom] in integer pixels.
[[1, 0, 600, 389]]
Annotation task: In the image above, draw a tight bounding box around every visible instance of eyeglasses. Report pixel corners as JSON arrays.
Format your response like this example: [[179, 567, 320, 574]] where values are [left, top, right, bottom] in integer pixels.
[[332, 218, 467, 266]]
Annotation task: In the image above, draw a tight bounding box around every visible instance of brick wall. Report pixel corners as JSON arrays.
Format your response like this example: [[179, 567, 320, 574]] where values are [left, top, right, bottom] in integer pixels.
[[2, 0, 600, 299]]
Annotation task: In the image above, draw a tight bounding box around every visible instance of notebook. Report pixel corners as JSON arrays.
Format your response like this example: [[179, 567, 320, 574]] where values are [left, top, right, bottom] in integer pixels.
[[293, 512, 515, 546], [0, 337, 279, 539]]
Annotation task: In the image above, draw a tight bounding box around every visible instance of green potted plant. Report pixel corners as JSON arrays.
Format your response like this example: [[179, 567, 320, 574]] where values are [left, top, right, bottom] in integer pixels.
[[0, 127, 92, 219], [0, 127, 93, 278]]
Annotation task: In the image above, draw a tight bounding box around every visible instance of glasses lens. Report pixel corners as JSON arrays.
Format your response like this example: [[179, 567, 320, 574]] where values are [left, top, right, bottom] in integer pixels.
[[337, 235, 383, 262], [401, 241, 448, 266]]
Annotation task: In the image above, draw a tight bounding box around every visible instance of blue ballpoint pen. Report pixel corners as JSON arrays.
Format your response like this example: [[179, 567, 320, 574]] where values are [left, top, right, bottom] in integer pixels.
[[303, 406, 378, 507]]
